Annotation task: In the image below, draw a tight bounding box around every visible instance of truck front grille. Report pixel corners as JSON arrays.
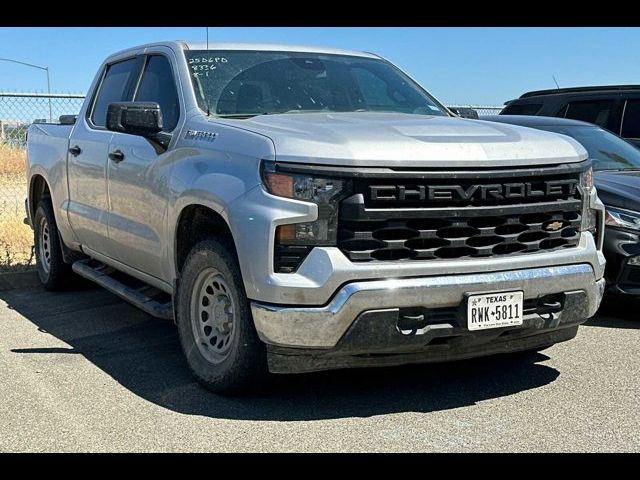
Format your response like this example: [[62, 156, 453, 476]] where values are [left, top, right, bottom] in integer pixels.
[[338, 168, 584, 262]]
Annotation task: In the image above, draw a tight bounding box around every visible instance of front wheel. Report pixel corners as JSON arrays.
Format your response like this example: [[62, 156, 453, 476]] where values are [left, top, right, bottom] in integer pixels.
[[176, 239, 268, 394]]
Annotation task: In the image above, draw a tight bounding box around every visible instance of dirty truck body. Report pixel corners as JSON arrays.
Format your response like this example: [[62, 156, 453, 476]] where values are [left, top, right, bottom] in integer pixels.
[[25, 41, 606, 392]]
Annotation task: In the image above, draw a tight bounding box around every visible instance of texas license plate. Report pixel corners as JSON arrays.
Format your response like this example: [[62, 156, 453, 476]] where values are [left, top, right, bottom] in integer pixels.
[[467, 291, 524, 331]]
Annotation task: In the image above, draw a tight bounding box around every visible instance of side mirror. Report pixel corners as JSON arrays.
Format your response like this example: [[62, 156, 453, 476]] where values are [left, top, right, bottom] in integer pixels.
[[106, 102, 163, 137]]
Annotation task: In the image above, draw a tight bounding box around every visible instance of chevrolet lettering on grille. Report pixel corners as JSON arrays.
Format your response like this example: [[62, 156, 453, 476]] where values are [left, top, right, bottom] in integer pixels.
[[369, 180, 578, 202]]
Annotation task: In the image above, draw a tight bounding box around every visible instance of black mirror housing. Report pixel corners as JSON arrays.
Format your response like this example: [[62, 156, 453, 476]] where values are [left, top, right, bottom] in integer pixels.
[[106, 102, 163, 137]]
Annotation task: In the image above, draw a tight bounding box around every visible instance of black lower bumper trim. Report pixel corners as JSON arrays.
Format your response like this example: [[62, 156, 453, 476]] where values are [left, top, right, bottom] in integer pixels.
[[267, 325, 579, 374], [267, 290, 590, 374]]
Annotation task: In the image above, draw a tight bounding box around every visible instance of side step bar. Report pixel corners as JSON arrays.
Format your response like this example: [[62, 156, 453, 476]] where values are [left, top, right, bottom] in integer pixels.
[[72, 259, 173, 320]]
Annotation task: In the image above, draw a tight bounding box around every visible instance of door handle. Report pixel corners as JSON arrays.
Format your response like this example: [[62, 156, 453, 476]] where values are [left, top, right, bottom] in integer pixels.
[[108, 150, 125, 163], [68, 145, 82, 157]]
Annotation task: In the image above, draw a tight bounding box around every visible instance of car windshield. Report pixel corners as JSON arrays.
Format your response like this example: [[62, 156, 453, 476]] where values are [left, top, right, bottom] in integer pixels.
[[184, 50, 448, 118], [535, 125, 640, 171]]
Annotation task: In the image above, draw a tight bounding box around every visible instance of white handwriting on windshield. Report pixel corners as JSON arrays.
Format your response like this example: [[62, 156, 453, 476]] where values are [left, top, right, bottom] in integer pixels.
[[189, 57, 228, 77]]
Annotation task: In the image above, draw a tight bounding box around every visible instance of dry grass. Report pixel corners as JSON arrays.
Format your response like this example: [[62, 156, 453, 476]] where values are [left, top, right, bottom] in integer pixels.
[[0, 217, 34, 269], [0, 145, 33, 270], [0, 144, 27, 176]]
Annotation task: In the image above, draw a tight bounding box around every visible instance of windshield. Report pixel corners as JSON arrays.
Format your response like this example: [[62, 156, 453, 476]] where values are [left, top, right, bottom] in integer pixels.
[[185, 50, 448, 118], [535, 125, 640, 171]]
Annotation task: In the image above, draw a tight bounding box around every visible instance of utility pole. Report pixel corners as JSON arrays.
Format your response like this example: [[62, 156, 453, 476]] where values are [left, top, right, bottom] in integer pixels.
[[0, 58, 53, 122]]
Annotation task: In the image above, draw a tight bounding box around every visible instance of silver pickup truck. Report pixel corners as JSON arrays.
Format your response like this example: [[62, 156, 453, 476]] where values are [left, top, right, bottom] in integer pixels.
[[26, 41, 606, 393]]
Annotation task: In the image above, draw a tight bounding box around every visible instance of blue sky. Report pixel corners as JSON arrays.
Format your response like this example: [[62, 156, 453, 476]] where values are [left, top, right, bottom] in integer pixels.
[[0, 27, 638, 105]]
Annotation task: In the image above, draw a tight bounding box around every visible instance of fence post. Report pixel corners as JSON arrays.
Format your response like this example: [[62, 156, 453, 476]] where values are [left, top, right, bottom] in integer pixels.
[[0, 120, 4, 143]]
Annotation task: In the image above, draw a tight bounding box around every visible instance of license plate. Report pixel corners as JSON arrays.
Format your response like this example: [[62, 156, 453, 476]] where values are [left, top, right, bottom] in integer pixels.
[[467, 291, 523, 331]]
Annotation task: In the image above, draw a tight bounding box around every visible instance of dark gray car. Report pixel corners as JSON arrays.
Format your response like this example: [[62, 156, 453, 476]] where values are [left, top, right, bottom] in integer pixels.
[[485, 114, 640, 297]]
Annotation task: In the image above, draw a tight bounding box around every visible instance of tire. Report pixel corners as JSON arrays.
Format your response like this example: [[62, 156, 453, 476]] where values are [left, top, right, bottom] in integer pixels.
[[33, 198, 73, 291], [176, 238, 268, 394]]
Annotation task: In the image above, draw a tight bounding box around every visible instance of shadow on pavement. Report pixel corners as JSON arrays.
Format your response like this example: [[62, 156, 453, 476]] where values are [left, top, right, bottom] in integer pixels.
[[585, 298, 639, 329], [1, 285, 562, 421]]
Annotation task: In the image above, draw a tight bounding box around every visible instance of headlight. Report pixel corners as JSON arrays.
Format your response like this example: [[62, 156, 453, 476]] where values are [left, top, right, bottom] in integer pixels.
[[580, 167, 593, 194], [579, 167, 597, 236], [261, 161, 348, 245], [261, 161, 350, 272], [605, 206, 640, 231]]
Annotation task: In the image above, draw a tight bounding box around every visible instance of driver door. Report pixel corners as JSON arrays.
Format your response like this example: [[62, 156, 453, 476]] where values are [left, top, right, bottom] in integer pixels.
[[104, 52, 181, 281]]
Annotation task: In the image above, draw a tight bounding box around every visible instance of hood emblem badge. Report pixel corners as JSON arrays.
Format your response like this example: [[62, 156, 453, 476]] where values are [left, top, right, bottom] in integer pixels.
[[545, 221, 564, 232]]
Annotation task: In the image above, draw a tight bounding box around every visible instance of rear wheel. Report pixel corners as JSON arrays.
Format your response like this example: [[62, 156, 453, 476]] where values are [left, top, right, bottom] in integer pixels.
[[33, 198, 73, 290], [176, 239, 268, 394]]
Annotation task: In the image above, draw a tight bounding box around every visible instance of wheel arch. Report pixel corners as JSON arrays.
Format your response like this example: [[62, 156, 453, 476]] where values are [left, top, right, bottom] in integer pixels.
[[28, 173, 51, 219], [173, 203, 239, 278]]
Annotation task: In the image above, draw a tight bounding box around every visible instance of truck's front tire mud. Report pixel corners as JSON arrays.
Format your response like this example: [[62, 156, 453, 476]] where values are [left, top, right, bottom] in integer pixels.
[[33, 199, 73, 290], [176, 239, 268, 395]]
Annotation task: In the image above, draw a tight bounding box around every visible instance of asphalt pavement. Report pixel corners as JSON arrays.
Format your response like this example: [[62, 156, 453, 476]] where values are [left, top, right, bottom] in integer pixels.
[[0, 283, 638, 452]]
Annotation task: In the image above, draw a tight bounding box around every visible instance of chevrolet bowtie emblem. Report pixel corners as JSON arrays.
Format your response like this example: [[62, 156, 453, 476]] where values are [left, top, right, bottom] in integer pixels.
[[545, 221, 564, 232]]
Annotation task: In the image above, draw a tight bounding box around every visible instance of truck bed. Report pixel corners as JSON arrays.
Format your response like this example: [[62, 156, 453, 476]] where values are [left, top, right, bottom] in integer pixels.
[[27, 123, 74, 174]]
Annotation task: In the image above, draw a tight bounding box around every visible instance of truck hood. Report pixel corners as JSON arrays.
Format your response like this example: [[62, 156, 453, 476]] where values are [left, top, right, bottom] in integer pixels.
[[213, 112, 587, 168]]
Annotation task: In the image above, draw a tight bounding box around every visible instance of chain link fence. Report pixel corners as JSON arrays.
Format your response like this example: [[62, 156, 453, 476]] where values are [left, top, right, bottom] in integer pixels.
[[0, 93, 85, 271], [0, 92, 502, 272], [448, 105, 504, 116]]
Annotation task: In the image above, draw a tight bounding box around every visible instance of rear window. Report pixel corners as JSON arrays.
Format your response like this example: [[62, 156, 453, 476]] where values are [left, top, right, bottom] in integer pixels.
[[501, 103, 542, 115], [621, 99, 640, 139], [536, 124, 640, 171]]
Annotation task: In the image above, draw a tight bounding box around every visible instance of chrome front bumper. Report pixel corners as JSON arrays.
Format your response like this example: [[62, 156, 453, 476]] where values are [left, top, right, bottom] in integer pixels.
[[251, 264, 606, 348]]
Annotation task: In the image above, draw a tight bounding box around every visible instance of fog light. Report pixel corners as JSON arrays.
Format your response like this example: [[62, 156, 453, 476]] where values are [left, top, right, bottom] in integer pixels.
[[628, 256, 640, 266]]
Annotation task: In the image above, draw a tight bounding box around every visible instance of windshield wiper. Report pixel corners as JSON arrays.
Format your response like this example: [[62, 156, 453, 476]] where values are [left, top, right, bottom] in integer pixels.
[[216, 108, 370, 118], [265, 109, 329, 115], [215, 113, 262, 119]]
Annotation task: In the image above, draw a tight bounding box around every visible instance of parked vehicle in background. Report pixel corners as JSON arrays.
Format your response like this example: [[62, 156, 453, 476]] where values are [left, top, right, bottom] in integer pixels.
[[501, 85, 640, 147], [485, 115, 640, 298], [25, 41, 606, 394], [447, 107, 479, 119]]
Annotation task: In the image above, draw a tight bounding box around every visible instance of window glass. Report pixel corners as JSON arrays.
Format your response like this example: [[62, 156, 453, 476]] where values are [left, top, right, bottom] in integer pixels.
[[134, 55, 180, 131], [91, 58, 137, 127], [501, 103, 543, 115], [185, 50, 447, 117], [563, 100, 614, 128], [554, 104, 569, 118], [621, 100, 640, 139], [537, 125, 640, 171], [352, 67, 404, 110]]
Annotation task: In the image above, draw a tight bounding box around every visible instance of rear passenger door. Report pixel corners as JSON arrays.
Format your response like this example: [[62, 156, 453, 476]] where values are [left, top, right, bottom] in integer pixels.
[[556, 96, 624, 133], [104, 51, 182, 281], [67, 57, 141, 254]]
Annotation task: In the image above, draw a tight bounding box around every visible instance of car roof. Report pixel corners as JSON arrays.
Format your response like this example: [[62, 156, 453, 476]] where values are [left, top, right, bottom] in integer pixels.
[[183, 41, 380, 59], [104, 40, 381, 63], [481, 115, 599, 128], [519, 84, 640, 99]]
